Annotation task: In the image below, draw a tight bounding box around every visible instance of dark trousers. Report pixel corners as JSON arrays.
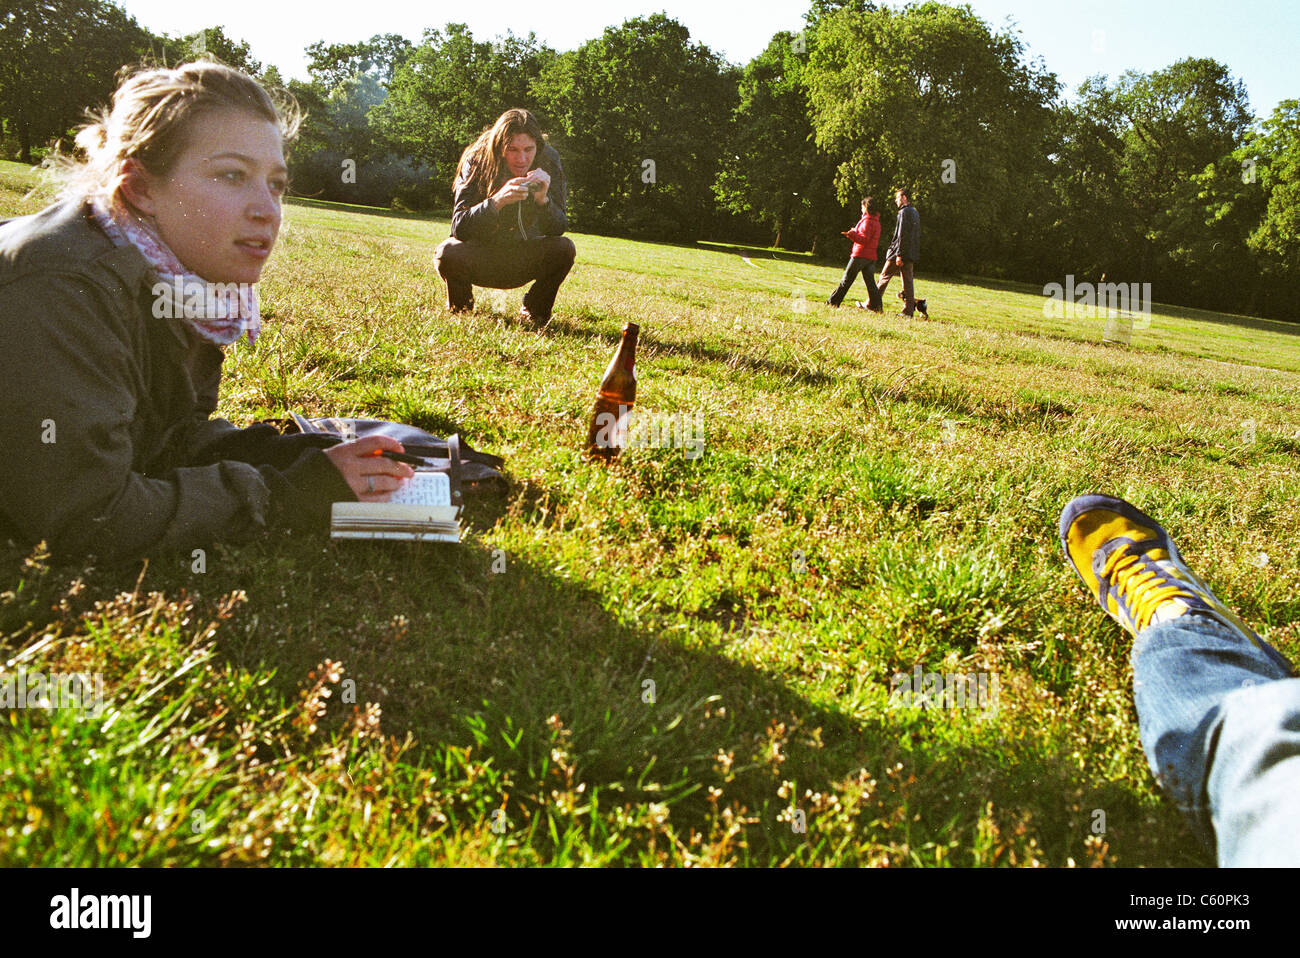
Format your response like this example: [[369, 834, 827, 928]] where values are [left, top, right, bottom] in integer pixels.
[[828, 257, 881, 309], [435, 236, 576, 318], [877, 258, 916, 313]]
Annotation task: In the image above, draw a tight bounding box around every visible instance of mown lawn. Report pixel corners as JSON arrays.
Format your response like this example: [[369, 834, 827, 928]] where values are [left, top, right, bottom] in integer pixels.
[[3, 158, 1298, 866]]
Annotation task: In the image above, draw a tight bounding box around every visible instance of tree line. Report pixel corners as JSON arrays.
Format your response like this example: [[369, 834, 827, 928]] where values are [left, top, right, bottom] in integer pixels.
[[2, 0, 1296, 319]]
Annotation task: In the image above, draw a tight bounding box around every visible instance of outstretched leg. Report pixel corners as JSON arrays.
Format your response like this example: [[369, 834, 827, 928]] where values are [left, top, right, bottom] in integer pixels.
[[864, 261, 883, 311], [1059, 493, 1300, 866], [876, 258, 898, 300], [827, 257, 865, 307]]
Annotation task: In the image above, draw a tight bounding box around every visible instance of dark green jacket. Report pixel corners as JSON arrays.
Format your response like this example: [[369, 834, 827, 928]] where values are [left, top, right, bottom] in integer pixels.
[[451, 142, 568, 246], [0, 200, 354, 561]]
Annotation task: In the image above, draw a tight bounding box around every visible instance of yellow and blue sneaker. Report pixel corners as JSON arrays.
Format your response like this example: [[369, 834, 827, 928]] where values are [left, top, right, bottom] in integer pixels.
[[1059, 493, 1296, 674]]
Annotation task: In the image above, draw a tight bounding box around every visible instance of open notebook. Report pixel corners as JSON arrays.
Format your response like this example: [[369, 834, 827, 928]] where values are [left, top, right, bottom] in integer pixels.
[[330, 470, 462, 542], [285, 413, 470, 543]]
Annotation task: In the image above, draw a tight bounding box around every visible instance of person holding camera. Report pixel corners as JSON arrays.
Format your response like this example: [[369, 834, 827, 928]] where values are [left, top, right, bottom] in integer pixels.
[[434, 109, 575, 325]]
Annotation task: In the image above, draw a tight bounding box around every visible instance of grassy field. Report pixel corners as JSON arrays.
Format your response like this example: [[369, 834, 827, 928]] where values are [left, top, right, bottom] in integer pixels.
[[3, 158, 1299, 866]]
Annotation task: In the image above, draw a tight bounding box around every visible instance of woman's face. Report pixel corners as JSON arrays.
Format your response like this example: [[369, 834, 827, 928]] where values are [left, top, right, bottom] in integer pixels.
[[502, 132, 538, 179], [127, 109, 287, 285]]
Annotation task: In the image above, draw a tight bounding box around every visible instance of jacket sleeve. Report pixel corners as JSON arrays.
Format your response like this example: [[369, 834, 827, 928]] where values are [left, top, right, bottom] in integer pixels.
[[450, 162, 501, 242], [0, 272, 354, 561], [886, 210, 904, 256], [533, 145, 568, 235], [901, 209, 920, 262], [864, 218, 881, 256]]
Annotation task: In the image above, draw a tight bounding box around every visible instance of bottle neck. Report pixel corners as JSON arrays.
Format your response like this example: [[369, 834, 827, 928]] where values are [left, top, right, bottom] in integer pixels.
[[615, 324, 639, 373]]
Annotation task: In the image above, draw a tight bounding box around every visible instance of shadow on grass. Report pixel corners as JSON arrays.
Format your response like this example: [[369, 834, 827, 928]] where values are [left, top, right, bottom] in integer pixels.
[[952, 274, 1300, 338], [487, 310, 838, 388], [76, 529, 1203, 868], [697, 240, 829, 268], [286, 196, 450, 223]]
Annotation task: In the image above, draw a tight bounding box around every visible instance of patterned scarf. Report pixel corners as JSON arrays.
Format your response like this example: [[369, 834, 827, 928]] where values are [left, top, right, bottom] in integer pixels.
[[89, 195, 261, 346]]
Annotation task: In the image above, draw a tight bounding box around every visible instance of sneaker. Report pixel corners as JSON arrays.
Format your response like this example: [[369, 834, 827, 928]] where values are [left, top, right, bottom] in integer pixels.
[[1059, 494, 1296, 670]]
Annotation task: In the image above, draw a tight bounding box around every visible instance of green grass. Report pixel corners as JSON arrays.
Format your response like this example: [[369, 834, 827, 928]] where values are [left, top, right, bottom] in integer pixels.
[[3, 161, 1299, 866]]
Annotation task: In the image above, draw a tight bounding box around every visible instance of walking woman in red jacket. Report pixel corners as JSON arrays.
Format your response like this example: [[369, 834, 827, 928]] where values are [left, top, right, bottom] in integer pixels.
[[825, 196, 882, 311]]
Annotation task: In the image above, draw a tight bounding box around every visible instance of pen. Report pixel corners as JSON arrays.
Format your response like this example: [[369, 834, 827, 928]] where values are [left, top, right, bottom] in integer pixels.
[[368, 449, 429, 466]]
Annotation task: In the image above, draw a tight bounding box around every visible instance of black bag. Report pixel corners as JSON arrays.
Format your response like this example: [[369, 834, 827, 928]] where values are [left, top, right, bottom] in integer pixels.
[[284, 413, 507, 500]]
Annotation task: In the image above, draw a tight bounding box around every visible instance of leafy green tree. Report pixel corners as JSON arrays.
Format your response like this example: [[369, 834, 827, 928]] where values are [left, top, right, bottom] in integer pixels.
[[1109, 59, 1248, 284], [803, 1, 1060, 272], [1189, 99, 1300, 317], [371, 24, 555, 190], [164, 24, 263, 76], [1241, 100, 1300, 276], [1046, 89, 1131, 280], [0, 0, 153, 162], [305, 33, 412, 93], [533, 14, 737, 240], [713, 30, 842, 252], [286, 72, 435, 209]]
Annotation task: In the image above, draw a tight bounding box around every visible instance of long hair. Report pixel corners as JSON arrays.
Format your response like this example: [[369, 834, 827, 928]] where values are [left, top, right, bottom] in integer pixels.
[[454, 108, 545, 195], [51, 60, 300, 206]]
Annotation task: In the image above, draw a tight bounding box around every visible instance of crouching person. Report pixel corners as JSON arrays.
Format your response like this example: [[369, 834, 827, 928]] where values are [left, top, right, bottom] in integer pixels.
[[435, 109, 576, 325]]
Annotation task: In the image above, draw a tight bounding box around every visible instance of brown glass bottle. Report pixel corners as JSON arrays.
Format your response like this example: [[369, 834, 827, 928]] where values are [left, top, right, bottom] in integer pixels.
[[586, 323, 638, 460]]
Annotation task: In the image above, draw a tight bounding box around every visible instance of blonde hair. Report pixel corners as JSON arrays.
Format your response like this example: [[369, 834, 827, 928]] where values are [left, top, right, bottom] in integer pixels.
[[455, 108, 546, 196], [52, 60, 301, 205]]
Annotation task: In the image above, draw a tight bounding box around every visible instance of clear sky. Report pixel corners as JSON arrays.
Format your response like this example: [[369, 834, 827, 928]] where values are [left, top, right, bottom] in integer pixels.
[[116, 0, 1297, 118]]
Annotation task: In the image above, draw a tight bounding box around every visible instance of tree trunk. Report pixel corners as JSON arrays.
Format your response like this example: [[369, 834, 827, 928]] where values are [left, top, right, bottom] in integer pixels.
[[18, 120, 32, 165]]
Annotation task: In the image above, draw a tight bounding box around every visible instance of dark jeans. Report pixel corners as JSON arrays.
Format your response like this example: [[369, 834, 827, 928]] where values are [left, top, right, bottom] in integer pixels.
[[828, 257, 880, 309], [435, 235, 576, 318], [1134, 613, 1300, 865]]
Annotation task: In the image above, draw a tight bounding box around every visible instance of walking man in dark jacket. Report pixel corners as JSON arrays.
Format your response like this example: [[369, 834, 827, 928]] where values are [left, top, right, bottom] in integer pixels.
[[875, 188, 926, 318]]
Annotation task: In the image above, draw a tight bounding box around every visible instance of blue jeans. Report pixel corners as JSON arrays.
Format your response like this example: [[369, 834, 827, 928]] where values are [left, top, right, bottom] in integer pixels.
[[1134, 612, 1300, 865], [827, 257, 880, 308]]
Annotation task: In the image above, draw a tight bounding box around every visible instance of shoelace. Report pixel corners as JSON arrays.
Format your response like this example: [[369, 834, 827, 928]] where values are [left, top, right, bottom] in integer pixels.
[[1100, 542, 1196, 632]]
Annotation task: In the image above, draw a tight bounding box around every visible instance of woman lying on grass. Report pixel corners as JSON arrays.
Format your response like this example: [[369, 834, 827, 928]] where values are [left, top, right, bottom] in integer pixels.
[[0, 62, 414, 562]]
